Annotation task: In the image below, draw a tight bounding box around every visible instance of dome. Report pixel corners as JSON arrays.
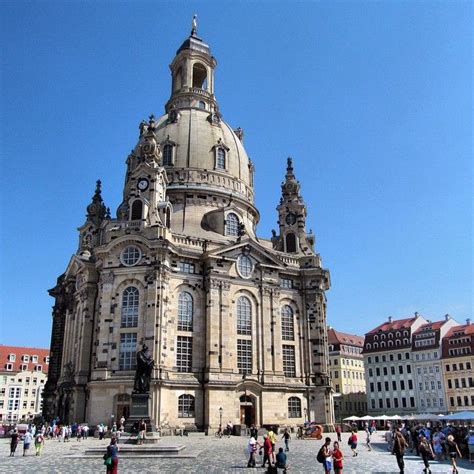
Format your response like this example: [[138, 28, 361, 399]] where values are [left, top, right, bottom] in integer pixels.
[[152, 108, 255, 206]]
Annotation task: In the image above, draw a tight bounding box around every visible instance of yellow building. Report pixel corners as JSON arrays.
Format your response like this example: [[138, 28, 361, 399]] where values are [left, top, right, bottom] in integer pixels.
[[441, 321, 474, 412], [0, 345, 49, 423], [328, 328, 366, 421]]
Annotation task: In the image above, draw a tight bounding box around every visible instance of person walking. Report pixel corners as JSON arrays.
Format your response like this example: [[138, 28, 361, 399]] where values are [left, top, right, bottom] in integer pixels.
[[10, 428, 19, 456], [392, 427, 408, 474], [321, 437, 333, 473], [447, 434, 462, 474], [419, 433, 434, 474], [247, 436, 258, 468], [336, 424, 342, 443], [282, 428, 291, 452], [23, 429, 33, 456], [261, 434, 273, 468], [365, 427, 372, 451], [349, 430, 358, 456], [333, 441, 344, 474], [267, 427, 277, 462], [104, 436, 119, 474], [34, 431, 45, 456]]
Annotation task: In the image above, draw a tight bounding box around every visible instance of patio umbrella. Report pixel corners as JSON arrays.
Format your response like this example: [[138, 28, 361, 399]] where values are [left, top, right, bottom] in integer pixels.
[[442, 411, 474, 421], [343, 416, 360, 421], [359, 415, 375, 420], [389, 415, 402, 420]]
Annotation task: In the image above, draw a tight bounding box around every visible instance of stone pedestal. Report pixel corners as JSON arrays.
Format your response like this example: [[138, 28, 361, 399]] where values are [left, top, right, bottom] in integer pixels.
[[124, 393, 154, 434]]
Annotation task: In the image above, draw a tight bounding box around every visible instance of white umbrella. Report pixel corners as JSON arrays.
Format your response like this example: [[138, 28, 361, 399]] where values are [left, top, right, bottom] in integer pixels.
[[343, 416, 360, 421], [373, 415, 389, 420], [389, 415, 402, 420], [442, 411, 474, 421], [359, 415, 375, 420]]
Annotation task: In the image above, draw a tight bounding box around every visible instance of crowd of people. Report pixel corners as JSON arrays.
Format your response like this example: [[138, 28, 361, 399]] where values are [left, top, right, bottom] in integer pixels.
[[246, 426, 290, 472]]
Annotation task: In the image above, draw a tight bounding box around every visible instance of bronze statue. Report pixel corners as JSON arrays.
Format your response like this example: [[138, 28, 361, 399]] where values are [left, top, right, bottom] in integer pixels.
[[133, 344, 154, 393]]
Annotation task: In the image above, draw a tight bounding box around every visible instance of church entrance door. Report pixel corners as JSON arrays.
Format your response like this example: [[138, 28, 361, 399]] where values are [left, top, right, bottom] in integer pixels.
[[239, 395, 255, 427]]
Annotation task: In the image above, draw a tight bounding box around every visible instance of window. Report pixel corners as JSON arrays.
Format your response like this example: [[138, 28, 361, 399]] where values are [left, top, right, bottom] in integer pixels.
[[121, 246, 141, 266], [281, 278, 293, 289], [237, 339, 252, 374], [384, 381, 389, 391], [162, 144, 173, 166], [287, 396, 302, 418], [8, 354, 16, 362], [407, 365, 411, 374], [121, 286, 139, 328], [198, 100, 206, 110], [119, 333, 137, 370], [178, 394, 195, 418], [22, 355, 29, 362], [281, 305, 295, 341], [285, 233, 297, 253], [392, 381, 397, 390], [178, 262, 195, 274], [383, 367, 388, 376], [408, 380, 413, 390], [400, 380, 405, 390], [391, 366, 395, 375], [448, 379, 452, 389], [282, 345, 296, 377], [237, 255, 253, 278], [35, 365, 42, 372], [216, 148, 226, 169], [402, 397, 407, 408], [225, 213, 239, 236], [44, 356, 50, 364], [410, 397, 415, 407], [20, 364, 27, 371], [237, 296, 252, 335], [376, 368, 380, 376], [176, 336, 193, 373], [131, 200, 143, 220], [5, 363, 12, 371], [398, 365, 403, 374], [178, 292, 193, 331]]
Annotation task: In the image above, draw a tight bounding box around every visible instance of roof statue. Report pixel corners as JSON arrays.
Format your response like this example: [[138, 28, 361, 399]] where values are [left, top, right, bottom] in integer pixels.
[[191, 14, 197, 36]]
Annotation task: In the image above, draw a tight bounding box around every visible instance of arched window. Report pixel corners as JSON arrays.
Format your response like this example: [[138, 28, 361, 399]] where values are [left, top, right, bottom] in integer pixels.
[[237, 296, 252, 335], [131, 200, 143, 220], [162, 144, 173, 166], [178, 394, 195, 418], [381, 342, 386, 348], [403, 331, 409, 337], [198, 101, 206, 110], [286, 233, 296, 253], [121, 287, 139, 328], [403, 338, 409, 345], [388, 340, 393, 347], [225, 213, 239, 236], [216, 148, 226, 169], [373, 342, 378, 349], [388, 333, 393, 339], [366, 343, 371, 350], [178, 292, 193, 331], [396, 332, 401, 338], [288, 397, 301, 418], [374, 335, 379, 341], [396, 340, 401, 346], [381, 334, 386, 340], [192, 63, 207, 89], [281, 305, 295, 341]]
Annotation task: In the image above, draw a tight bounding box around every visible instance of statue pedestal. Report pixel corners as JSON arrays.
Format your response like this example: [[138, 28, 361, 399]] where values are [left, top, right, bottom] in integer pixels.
[[124, 393, 156, 436]]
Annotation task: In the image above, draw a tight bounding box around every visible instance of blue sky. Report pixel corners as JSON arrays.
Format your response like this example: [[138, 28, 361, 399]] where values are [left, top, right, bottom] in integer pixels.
[[1, 1, 472, 347]]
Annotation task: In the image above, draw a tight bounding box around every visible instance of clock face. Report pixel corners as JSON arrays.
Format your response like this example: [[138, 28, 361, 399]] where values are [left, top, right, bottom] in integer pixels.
[[286, 213, 296, 225], [137, 178, 149, 191]]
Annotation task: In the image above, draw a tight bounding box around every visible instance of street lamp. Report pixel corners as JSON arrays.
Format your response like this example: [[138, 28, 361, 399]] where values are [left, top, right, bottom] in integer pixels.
[[303, 407, 307, 423], [219, 407, 223, 429]]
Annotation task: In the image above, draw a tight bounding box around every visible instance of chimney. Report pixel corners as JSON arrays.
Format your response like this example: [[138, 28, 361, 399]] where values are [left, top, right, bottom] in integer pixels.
[[388, 316, 393, 323], [445, 314, 450, 321], [467, 318, 472, 326], [414, 312, 419, 317]]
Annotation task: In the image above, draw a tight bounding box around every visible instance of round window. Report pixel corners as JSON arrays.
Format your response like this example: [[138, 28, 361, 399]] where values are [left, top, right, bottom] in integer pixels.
[[237, 254, 253, 278], [121, 246, 141, 266]]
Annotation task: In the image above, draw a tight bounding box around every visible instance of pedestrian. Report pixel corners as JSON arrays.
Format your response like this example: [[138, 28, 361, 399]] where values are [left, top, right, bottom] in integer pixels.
[[23, 429, 33, 456], [76, 424, 82, 441], [419, 433, 434, 474], [332, 440, 344, 474], [348, 430, 358, 456], [267, 427, 277, 461], [336, 424, 342, 443], [98, 423, 105, 441], [138, 419, 146, 445], [261, 434, 273, 468], [120, 416, 125, 432], [83, 424, 89, 439], [392, 427, 408, 474], [321, 437, 332, 473], [250, 424, 258, 440], [447, 434, 462, 474], [275, 447, 288, 473], [247, 436, 258, 468], [104, 436, 119, 474], [282, 428, 291, 451], [35, 431, 45, 456], [10, 428, 19, 456], [365, 427, 372, 451]]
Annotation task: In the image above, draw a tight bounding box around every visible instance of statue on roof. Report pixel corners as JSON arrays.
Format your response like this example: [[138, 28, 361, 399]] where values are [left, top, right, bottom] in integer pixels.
[[191, 14, 197, 35]]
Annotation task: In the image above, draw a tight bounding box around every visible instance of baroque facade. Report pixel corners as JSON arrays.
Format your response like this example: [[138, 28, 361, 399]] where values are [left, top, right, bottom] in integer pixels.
[[43, 25, 333, 430]]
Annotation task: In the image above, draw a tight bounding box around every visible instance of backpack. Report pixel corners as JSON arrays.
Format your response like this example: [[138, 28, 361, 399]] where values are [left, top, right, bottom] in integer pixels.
[[348, 435, 353, 445], [317, 446, 325, 464]]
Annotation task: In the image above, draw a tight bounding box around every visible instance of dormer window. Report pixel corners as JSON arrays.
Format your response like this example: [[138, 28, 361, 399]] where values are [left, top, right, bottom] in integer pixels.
[[5, 363, 12, 371], [217, 148, 226, 169], [31, 355, 38, 363], [225, 212, 239, 236], [22, 355, 29, 362], [8, 354, 16, 362]]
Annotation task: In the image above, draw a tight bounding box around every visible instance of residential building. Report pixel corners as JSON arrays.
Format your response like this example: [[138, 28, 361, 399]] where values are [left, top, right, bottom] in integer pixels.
[[442, 320, 474, 412], [0, 345, 49, 423], [328, 328, 366, 421], [363, 313, 427, 414], [412, 315, 459, 413], [43, 23, 334, 430]]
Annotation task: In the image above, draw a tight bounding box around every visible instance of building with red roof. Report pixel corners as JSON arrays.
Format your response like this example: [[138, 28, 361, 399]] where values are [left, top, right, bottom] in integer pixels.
[[441, 319, 474, 412], [0, 345, 49, 423]]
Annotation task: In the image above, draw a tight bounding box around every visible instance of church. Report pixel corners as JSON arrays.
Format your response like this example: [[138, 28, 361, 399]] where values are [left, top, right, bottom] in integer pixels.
[[43, 22, 334, 431]]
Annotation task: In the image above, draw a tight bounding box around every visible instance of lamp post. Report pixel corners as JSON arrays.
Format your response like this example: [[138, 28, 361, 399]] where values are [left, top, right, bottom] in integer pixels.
[[303, 407, 307, 423], [219, 407, 223, 430]]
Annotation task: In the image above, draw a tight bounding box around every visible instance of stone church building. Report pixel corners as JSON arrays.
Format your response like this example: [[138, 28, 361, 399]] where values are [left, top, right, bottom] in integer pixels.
[[43, 24, 334, 431]]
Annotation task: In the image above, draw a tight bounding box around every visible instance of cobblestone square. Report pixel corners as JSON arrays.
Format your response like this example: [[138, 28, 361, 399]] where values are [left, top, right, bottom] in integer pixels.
[[0, 432, 472, 473]]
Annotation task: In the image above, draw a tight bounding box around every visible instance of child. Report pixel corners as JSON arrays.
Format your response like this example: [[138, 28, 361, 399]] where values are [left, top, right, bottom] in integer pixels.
[[333, 440, 344, 473]]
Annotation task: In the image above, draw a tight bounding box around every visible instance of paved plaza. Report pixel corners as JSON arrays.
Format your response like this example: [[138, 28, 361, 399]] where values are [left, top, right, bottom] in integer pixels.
[[0, 432, 472, 473]]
